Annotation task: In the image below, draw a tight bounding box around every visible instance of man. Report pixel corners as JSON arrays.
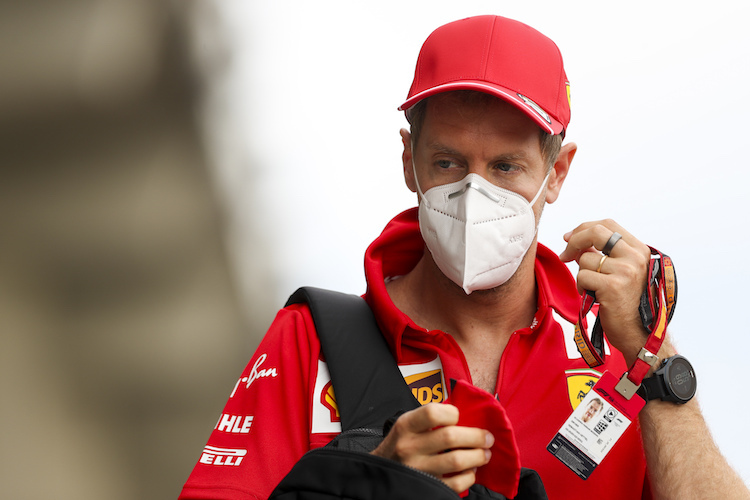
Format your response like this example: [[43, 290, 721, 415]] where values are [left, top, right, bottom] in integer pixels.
[[581, 398, 603, 424], [179, 15, 748, 499]]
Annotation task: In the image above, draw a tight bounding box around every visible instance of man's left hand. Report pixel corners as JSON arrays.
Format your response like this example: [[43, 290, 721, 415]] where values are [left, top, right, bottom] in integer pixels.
[[559, 219, 656, 365]]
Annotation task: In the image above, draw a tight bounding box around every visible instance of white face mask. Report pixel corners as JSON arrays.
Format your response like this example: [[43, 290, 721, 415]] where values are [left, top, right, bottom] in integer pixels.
[[415, 168, 549, 294]]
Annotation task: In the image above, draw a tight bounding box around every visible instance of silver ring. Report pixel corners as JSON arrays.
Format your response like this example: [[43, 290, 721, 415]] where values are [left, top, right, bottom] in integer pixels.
[[602, 232, 622, 256]]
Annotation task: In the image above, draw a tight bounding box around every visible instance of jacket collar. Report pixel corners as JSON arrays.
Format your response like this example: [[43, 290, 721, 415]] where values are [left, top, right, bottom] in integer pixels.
[[364, 208, 580, 360]]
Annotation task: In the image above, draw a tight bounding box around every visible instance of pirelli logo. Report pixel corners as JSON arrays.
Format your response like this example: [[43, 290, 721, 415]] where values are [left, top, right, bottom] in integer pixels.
[[199, 446, 247, 467]]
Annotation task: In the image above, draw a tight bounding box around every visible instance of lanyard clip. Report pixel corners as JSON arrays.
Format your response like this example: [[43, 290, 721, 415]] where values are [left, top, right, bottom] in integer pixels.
[[615, 349, 660, 399], [615, 373, 640, 400], [637, 347, 659, 368]]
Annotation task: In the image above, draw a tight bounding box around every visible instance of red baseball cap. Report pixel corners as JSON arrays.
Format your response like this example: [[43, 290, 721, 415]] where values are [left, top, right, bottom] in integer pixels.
[[399, 15, 571, 135]]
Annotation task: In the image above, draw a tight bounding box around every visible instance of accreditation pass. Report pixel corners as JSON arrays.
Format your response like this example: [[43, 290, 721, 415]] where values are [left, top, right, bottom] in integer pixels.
[[547, 371, 644, 479]]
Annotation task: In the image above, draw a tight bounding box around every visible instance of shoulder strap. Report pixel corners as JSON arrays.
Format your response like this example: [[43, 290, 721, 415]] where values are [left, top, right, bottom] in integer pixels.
[[286, 287, 419, 431]]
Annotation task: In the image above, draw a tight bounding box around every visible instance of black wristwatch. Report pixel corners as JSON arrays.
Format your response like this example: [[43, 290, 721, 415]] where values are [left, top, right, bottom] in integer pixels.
[[637, 355, 696, 404]]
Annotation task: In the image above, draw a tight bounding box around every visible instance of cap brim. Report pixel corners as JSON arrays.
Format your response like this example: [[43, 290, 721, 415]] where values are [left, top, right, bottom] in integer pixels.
[[398, 81, 564, 135]]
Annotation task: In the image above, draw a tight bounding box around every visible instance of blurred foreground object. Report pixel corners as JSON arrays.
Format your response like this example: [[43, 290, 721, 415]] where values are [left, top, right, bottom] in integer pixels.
[[0, 0, 274, 498]]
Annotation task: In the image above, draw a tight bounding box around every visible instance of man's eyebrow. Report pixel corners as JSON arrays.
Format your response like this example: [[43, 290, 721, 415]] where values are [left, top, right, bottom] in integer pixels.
[[425, 142, 462, 156], [425, 142, 530, 162], [492, 152, 529, 162]]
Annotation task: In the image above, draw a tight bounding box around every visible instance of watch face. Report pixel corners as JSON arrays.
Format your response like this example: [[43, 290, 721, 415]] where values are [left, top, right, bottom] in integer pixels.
[[666, 357, 696, 401]]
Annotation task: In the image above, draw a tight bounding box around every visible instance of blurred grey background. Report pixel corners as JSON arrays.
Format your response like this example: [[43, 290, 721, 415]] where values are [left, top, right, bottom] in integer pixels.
[[1, 1, 275, 498]]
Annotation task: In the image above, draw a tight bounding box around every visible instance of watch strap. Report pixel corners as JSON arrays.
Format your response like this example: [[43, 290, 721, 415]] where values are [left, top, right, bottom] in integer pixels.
[[636, 373, 668, 402]]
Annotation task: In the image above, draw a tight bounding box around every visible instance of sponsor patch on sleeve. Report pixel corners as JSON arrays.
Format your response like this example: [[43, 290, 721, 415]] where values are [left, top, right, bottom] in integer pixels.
[[199, 446, 247, 467]]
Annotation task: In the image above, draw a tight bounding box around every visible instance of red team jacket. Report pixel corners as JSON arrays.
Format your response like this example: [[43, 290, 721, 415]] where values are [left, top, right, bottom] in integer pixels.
[[180, 209, 650, 499]]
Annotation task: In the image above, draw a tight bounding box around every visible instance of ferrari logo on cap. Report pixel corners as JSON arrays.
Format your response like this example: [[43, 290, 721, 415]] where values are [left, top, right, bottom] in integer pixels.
[[565, 368, 601, 410]]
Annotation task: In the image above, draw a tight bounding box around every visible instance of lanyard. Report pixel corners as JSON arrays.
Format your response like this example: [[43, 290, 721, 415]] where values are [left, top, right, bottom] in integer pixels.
[[573, 247, 677, 399]]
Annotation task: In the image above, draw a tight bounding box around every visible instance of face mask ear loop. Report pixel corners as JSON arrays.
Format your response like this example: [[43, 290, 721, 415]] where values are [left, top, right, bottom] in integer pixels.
[[529, 171, 552, 207], [529, 171, 552, 235], [411, 140, 431, 210]]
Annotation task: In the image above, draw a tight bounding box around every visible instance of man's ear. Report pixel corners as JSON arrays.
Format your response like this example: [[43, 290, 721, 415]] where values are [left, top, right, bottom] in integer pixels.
[[400, 128, 417, 193], [545, 142, 577, 204]]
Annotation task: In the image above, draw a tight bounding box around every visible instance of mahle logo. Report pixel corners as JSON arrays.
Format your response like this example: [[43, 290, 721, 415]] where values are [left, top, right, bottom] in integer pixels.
[[215, 413, 254, 434]]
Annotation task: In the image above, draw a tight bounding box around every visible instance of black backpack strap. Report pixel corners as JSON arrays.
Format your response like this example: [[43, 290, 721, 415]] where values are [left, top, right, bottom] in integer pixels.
[[286, 287, 419, 431], [274, 287, 549, 500]]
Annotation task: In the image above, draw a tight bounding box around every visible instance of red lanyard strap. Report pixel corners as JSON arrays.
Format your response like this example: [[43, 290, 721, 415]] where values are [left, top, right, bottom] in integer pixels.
[[574, 247, 678, 399], [573, 291, 606, 367], [639, 251, 677, 331]]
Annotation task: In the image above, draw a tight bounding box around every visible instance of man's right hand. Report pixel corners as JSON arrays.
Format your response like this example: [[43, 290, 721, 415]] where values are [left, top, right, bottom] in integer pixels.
[[371, 403, 494, 494]]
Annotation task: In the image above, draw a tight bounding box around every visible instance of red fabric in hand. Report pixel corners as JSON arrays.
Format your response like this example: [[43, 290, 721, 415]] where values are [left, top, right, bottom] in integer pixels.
[[445, 379, 521, 499]]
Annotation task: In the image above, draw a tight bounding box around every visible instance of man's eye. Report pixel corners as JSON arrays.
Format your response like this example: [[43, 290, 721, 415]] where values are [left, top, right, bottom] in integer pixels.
[[436, 160, 456, 169], [495, 163, 518, 172]]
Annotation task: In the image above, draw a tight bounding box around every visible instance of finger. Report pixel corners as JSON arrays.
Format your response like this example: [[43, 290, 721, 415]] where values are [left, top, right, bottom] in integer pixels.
[[560, 220, 639, 262], [560, 223, 615, 262], [441, 467, 478, 494], [398, 403, 459, 434], [399, 425, 491, 461], [375, 405, 462, 461], [579, 251, 620, 275], [577, 254, 614, 295], [420, 448, 490, 481], [431, 425, 493, 452], [560, 225, 602, 263]]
